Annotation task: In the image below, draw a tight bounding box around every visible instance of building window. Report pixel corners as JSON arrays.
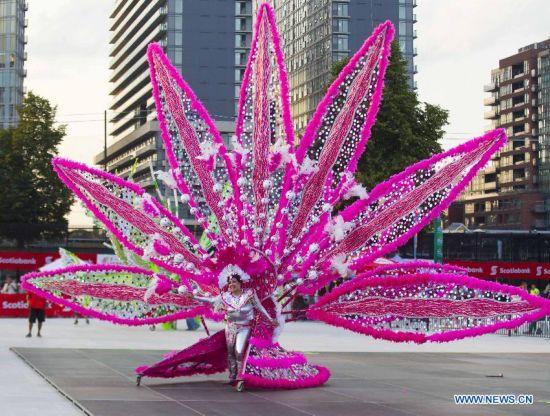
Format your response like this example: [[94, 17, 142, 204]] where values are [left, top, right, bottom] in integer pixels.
[[332, 18, 349, 33], [399, 5, 406, 19], [332, 3, 349, 17], [399, 21, 408, 36], [332, 34, 348, 51]]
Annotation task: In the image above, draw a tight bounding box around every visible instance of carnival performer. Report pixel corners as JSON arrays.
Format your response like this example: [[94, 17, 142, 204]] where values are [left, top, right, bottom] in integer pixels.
[[186, 266, 278, 388]]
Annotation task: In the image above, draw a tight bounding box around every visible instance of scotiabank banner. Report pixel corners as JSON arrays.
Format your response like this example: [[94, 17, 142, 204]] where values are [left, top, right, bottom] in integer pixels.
[[0, 294, 73, 317], [0, 252, 97, 270], [447, 260, 550, 280]]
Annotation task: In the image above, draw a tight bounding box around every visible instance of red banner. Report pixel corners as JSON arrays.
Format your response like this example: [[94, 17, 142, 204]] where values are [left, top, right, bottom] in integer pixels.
[[0, 294, 73, 317], [447, 260, 550, 280], [0, 252, 97, 270]]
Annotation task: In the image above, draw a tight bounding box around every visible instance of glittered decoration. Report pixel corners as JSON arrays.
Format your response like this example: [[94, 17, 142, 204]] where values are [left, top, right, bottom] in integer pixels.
[[21, 265, 213, 325], [308, 264, 550, 344]]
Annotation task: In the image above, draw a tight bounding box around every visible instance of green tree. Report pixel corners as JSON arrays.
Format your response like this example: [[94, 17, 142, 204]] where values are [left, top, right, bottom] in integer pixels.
[[0, 92, 73, 247], [328, 41, 448, 190]]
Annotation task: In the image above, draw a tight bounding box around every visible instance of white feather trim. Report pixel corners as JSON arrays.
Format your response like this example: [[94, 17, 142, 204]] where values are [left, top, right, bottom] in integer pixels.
[[230, 135, 249, 155], [270, 137, 296, 168], [299, 156, 319, 175], [344, 183, 368, 200], [324, 215, 354, 242], [153, 170, 178, 189], [143, 275, 160, 302], [196, 141, 221, 161], [272, 296, 285, 343], [331, 253, 351, 277], [218, 264, 251, 289]]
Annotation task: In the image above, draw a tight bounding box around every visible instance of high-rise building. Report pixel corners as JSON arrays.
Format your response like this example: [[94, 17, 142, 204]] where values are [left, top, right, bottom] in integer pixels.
[[457, 40, 550, 230], [95, 0, 253, 229], [255, 0, 417, 131], [0, 0, 27, 129]]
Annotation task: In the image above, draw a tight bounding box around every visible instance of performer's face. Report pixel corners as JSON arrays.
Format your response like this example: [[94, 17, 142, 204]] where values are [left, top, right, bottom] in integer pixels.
[[228, 276, 241, 292]]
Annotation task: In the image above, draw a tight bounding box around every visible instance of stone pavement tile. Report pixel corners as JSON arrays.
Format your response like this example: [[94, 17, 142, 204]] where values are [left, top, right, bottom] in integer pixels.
[[78, 400, 198, 416], [294, 401, 415, 416], [150, 384, 268, 402], [251, 386, 350, 404], [183, 400, 315, 416], [65, 385, 166, 401]]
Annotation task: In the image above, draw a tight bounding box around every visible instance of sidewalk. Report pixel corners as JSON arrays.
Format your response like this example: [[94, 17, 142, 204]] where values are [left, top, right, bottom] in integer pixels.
[[1, 318, 549, 416]]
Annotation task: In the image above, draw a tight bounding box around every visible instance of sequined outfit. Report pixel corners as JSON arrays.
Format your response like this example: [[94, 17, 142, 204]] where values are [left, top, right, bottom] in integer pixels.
[[196, 289, 272, 380]]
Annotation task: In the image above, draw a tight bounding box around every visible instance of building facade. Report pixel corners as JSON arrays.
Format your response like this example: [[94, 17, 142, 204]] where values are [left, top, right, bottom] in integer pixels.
[[95, 0, 252, 229], [458, 40, 550, 230], [256, 0, 417, 132], [0, 0, 26, 129]]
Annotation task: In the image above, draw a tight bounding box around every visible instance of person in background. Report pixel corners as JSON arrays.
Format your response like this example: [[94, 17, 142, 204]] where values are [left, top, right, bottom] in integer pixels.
[[528, 284, 541, 335], [529, 284, 540, 296], [185, 316, 200, 331], [26, 292, 46, 338], [1, 276, 19, 294], [542, 283, 550, 299]]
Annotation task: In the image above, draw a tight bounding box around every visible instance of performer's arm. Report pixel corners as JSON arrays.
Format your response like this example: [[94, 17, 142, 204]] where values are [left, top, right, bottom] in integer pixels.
[[193, 294, 221, 305]]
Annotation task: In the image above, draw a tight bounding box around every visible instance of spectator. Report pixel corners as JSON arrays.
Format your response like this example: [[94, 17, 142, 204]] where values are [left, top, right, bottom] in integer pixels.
[[528, 284, 541, 335], [1, 276, 18, 294], [26, 292, 46, 338], [542, 284, 550, 299], [186, 317, 199, 331]]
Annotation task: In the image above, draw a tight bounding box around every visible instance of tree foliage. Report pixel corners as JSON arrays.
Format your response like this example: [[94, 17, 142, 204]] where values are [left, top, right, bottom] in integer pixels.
[[0, 92, 73, 246], [328, 41, 448, 190]]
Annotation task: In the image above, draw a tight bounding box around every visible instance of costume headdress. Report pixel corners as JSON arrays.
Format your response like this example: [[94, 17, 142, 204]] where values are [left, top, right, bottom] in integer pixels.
[[218, 264, 251, 289], [21, 3, 550, 390]]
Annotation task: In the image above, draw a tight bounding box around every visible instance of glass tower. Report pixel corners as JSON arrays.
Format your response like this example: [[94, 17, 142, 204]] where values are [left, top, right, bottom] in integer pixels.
[[97, 0, 252, 230], [260, 0, 417, 132], [0, 0, 26, 129]]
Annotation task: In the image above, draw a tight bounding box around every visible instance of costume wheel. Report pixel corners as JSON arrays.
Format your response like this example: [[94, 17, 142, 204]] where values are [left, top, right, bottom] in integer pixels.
[[236, 380, 245, 392], [136, 375, 142, 386]]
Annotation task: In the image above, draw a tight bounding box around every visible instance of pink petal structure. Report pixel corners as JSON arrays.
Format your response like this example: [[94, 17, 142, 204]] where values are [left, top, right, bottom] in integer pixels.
[[21, 3, 542, 391], [52, 158, 209, 282], [235, 5, 295, 252], [21, 265, 213, 326], [293, 129, 507, 288], [136, 330, 228, 378], [276, 20, 395, 259], [148, 44, 238, 247], [308, 263, 550, 344]]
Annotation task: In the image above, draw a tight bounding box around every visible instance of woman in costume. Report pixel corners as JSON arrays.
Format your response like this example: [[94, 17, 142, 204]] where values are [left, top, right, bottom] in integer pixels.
[[187, 265, 278, 389]]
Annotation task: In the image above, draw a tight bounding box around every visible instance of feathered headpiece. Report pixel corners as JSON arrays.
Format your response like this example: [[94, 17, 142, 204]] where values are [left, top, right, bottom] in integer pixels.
[[218, 264, 251, 289]]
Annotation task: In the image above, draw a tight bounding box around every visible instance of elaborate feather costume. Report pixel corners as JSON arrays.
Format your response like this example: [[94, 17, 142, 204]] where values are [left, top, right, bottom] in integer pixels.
[[22, 4, 550, 390]]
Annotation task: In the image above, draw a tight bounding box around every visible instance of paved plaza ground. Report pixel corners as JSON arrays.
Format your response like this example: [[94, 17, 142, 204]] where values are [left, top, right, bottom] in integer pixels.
[[1, 318, 549, 415]]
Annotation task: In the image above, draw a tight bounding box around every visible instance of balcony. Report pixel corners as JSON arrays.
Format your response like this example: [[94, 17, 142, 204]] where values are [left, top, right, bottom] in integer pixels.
[[484, 96, 496, 106], [484, 82, 497, 92]]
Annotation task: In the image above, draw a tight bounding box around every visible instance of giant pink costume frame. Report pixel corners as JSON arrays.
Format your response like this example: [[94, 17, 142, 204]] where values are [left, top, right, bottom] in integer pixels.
[[22, 3, 550, 390]]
